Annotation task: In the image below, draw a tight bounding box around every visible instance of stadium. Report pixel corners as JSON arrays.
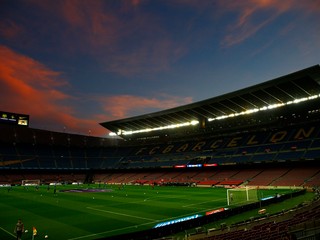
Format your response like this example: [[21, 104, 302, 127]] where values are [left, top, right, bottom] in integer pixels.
[[1, 65, 320, 240]]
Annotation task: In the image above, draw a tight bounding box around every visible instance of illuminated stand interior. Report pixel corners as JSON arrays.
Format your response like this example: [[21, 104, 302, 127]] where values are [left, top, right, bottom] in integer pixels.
[[109, 94, 320, 137]]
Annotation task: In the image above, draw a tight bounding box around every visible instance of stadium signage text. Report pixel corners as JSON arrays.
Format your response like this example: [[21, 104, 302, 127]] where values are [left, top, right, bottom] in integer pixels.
[[135, 126, 315, 156], [174, 163, 218, 168]]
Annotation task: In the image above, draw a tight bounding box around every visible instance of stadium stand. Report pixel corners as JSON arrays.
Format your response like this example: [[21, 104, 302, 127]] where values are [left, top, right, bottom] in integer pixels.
[[1, 65, 320, 239], [195, 198, 320, 240]]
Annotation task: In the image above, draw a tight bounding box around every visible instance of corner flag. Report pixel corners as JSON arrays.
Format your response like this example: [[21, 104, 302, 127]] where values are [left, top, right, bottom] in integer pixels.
[[32, 227, 37, 240]]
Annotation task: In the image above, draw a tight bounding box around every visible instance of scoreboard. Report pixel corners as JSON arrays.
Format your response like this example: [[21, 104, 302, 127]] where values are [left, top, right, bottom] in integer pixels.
[[0, 111, 29, 127]]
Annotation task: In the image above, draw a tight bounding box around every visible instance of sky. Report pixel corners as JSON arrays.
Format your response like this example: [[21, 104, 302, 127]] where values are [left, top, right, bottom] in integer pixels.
[[0, 0, 319, 137]]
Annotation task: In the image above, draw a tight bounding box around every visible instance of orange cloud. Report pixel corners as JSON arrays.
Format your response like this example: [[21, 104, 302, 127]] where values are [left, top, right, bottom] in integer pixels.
[[0, 45, 106, 136], [0, 45, 192, 136], [99, 94, 193, 120]]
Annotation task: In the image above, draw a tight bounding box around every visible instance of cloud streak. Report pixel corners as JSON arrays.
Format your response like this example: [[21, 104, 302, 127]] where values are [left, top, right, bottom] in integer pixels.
[[28, 0, 188, 77], [99, 94, 193, 120], [218, 0, 320, 47]]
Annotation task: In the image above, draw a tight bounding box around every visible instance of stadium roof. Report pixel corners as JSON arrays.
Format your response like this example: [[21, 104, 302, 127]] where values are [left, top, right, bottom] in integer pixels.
[[100, 65, 320, 138]]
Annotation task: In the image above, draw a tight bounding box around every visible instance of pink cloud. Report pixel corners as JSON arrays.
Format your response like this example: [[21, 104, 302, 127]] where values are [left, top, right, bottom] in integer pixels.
[[99, 94, 193, 120], [219, 0, 320, 47]]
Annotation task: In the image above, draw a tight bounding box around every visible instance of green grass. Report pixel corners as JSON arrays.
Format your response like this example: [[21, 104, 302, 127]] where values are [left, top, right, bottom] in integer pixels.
[[0, 184, 301, 240]]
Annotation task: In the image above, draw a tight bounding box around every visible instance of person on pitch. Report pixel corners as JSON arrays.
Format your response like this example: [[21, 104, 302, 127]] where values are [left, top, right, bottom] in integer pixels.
[[14, 219, 24, 240]]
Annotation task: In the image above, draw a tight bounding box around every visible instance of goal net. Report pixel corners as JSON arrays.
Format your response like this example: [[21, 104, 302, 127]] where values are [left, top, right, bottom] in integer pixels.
[[227, 187, 258, 206], [22, 179, 41, 186]]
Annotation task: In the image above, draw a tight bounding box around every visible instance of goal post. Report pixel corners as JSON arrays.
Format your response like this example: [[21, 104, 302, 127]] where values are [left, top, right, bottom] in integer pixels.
[[227, 187, 258, 206], [22, 179, 41, 186]]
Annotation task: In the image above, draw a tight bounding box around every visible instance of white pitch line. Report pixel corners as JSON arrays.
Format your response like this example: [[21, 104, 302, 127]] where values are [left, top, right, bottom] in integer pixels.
[[68, 204, 228, 240], [0, 226, 15, 238], [69, 193, 228, 240], [182, 197, 226, 208], [67, 220, 157, 240], [87, 207, 156, 221]]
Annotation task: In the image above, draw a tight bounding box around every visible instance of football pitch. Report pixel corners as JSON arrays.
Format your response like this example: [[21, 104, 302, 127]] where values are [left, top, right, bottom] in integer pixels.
[[0, 184, 293, 240]]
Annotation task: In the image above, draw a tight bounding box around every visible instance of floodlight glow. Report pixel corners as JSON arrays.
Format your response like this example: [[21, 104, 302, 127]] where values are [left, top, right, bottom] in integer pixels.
[[308, 95, 318, 100], [208, 94, 320, 122], [118, 120, 200, 136], [259, 106, 268, 110], [190, 120, 198, 125], [113, 94, 320, 136]]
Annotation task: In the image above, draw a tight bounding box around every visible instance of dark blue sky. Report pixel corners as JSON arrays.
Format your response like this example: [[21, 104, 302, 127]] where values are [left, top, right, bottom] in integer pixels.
[[0, 0, 319, 136]]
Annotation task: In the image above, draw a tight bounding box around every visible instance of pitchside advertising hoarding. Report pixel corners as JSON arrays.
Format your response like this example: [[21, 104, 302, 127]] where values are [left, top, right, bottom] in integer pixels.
[[173, 163, 218, 168], [153, 208, 227, 228], [153, 214, 202, 228], [0, 111, 29, 127]]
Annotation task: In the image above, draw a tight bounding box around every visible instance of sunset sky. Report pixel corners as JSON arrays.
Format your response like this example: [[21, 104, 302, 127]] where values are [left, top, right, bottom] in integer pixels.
[[0, 0, 319, 137]]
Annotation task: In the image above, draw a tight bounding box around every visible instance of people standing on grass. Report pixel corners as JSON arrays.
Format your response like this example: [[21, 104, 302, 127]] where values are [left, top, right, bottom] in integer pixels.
[[14, 219, 24, 240]]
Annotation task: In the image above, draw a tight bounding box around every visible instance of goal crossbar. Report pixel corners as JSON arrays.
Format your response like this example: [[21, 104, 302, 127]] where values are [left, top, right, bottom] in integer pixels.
[[22, 179, 41, 186]]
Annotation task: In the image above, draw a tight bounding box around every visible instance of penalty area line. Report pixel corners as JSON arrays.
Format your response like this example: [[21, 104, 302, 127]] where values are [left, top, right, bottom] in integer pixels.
[[86, 207, 156, 221], [182, 197, 226, 208], [67, 220, 159, 240], [68, 204, 227, 240], [0, 226, 15, 238]]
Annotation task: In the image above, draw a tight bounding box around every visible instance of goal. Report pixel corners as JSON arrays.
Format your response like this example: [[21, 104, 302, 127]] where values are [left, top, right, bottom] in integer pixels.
[[227, 187, 258, 206], [22, 179, 41, 186]]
